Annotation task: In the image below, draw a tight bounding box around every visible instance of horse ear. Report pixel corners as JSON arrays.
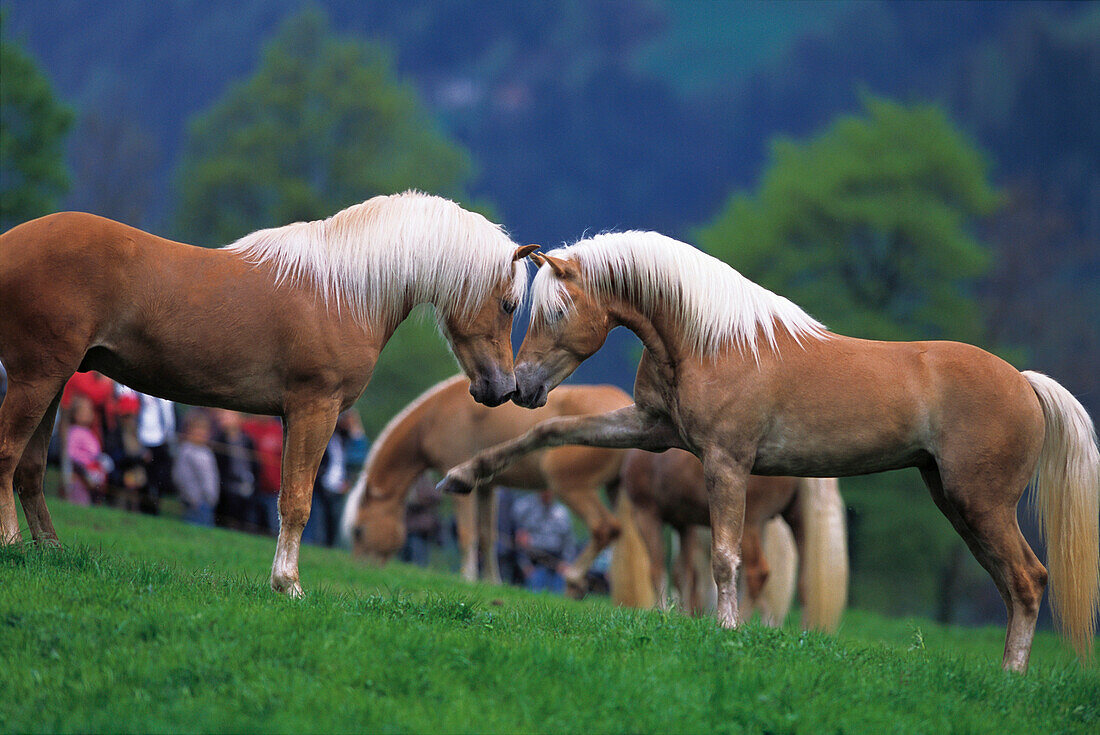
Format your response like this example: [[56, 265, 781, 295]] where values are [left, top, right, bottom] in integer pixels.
[[529, 251, 546, 266], [541, 254, 573, 279], [513, 244, 539, 261]]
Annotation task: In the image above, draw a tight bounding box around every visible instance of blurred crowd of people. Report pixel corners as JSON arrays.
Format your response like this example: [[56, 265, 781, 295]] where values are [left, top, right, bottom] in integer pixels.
[[0, 364, 597, 594], [35, 369, 368, 547]]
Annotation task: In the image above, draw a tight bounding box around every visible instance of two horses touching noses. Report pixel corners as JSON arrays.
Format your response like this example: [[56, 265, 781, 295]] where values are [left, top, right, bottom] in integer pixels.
[[440, 233, 1100, 673], [3, 192, 1096, 673], [0, 192, 535, 596]]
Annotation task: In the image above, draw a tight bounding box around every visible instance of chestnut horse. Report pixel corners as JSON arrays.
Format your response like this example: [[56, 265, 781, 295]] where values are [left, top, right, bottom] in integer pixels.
[[611, 448, 848, 632], [0, 192, 535, 595], [440, 232, 1099, 672], [341, 374, 631, 590]]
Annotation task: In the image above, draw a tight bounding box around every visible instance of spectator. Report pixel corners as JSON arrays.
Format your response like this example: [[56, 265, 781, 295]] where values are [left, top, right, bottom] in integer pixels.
[[134, 391, 176, 515], [304, 432, 346, 546], [513, 490, 578, 594], [212, 409, 258, 532], [172, 410, 219, 527], [106, 390, 148, 511], [496, 488, 525, 585], [65, 396, 109, 506], [60, 371, 116, 443], [243, 415, 283, 535], [401, 474, 442, 566], [337, 410, 369, 482]]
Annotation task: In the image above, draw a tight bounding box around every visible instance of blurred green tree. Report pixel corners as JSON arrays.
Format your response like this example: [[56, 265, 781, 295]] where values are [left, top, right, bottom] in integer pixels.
[[174, 8, 479, 435], [696, 96, 1000, 344], [0, 13, 73, 231]]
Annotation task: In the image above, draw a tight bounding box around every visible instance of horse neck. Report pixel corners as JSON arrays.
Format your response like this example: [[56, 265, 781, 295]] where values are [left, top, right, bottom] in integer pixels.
[[367, 412, 431, 508], [606, 297, 692, 379]]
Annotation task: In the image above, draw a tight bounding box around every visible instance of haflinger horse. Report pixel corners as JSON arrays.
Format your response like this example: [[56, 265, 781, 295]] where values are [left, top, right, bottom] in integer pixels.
[[611, 447, 849, 633], [0, 191, 536, 596], [439, 232, 1100, 672], [340, 374, 631, 591]]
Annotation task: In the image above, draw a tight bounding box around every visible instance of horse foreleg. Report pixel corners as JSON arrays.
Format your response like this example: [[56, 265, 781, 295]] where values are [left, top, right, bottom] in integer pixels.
[[701, 452, 750, 629], [0, 375, 68, 545], [454, 494, 478, 582], [553, 481, 620, 596], [438, 406, 681, 494], [476, 486, 500, 584], [270, 400, 340, 597]]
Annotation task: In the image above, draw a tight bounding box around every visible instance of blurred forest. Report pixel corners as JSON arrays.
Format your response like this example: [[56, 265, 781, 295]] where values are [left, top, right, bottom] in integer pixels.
[[2, 1, 1097, 622]]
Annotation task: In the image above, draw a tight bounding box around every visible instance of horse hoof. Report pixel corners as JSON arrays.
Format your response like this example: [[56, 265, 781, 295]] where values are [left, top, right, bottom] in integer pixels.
[[271, 577, 304, 598], [565, 578, 588, 600], [436, 475, 474, 495]]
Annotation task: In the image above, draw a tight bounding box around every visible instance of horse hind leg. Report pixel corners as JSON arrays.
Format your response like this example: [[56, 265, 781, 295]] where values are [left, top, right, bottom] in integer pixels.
[[14, 391, 63, 543], [0, 378, 67, 544], [920, 463, 1047, 672]]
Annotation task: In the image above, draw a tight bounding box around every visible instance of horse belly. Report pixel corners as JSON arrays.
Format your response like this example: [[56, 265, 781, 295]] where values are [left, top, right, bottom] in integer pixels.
[[752, 418, 929, 477]]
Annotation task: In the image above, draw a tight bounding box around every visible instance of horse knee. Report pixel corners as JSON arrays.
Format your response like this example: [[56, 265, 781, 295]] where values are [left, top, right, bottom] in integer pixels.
[[1012, 562, 1047, 617], [711, 549, 739, 588], [594, 518, 621, 547], [14, 454, 46, 497]]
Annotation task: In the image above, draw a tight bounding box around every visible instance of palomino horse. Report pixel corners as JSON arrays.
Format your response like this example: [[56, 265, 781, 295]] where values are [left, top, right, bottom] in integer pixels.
[[439, 232, 1099, 671], [611, 448, 848, 632], [340, 374, 631, 590], [0, 192, 535, 596]]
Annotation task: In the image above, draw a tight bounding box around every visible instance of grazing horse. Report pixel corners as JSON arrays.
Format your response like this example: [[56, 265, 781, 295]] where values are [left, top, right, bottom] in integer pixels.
[[340, 375, 631, 590], [439, 232, 1099, 672], [611, 448, 848, 632], [0, 191, 535, 596]]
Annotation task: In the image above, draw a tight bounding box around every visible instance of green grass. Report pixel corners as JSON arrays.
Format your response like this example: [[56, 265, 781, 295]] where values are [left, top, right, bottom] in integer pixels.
[[2, 501, 1097, 733]]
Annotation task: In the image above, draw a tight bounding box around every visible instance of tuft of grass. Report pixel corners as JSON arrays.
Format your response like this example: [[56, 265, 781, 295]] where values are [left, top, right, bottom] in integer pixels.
[[1, 500, 1096, 733]]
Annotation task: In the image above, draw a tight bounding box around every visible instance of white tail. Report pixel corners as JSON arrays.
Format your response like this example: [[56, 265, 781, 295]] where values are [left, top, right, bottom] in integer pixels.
[[1022, 371, 1100, 660], [758, 517, 798, 626], [798, 477, 849, 632], [609, 490, 656, 608]]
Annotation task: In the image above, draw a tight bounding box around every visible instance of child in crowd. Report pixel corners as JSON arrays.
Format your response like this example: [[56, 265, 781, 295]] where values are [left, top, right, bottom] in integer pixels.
[[212, 409, 257, 531], [172, 410, 219, 527], [65, 395, 109, 506]]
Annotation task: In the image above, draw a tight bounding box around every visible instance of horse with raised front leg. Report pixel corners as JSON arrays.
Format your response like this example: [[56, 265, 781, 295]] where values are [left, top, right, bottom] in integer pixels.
[[0, 191, 535, 596], [438, 233, 1099, 672]]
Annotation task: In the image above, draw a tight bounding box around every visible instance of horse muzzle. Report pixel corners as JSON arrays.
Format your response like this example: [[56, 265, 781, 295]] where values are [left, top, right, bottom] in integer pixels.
[[469, 367, 517, 407], [512, 362, 551, 409]]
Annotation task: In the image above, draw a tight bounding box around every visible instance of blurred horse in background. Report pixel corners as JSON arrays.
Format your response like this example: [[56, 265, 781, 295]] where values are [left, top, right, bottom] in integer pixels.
[[441, 234, 1099, 672], [0, 191, 535, 596], [610, 448, 848, 632], [341, 375, 630, 592]]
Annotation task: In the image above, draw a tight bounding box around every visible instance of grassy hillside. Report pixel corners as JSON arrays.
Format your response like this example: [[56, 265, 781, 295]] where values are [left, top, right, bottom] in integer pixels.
[[2, 501, 1097, 733]]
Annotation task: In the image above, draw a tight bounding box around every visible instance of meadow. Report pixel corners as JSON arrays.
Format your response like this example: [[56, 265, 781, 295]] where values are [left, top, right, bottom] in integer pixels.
[[1, 500, 1096, 734]]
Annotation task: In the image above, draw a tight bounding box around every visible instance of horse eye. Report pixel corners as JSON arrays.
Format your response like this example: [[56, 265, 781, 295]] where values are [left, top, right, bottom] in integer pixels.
[[501, 299, 517, 315], [352, 526, 364, 541]]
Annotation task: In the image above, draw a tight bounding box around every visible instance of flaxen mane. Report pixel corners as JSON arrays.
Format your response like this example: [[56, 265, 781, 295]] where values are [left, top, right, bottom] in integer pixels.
[[227, 191, 527, 326], [530, 231, 827, 357]]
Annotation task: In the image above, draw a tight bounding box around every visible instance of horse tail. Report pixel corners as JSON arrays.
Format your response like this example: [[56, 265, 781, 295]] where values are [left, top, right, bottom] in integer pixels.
[[609, 488, 656, 608], [1022, 370, 1100, 660], [758, 517, 798, 627], [797, 477, 849, 633]]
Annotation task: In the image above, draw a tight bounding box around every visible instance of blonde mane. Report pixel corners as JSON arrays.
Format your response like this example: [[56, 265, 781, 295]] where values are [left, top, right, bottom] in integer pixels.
[[226, 191, 526, 326], [530, 231, 827, 357], [339, 374, 465, 542]]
